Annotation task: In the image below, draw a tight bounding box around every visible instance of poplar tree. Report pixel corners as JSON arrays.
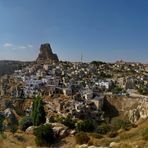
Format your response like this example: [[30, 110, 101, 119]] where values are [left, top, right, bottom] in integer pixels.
[[32, 96, 46, 126]]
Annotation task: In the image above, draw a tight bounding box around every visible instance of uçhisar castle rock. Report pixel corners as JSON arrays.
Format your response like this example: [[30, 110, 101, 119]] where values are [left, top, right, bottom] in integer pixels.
[[36, 43, 59, 63]]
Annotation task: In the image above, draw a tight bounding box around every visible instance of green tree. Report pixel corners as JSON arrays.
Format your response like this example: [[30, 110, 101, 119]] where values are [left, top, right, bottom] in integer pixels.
[[32, 96, 46, 126], [34, 124, 55, 147]]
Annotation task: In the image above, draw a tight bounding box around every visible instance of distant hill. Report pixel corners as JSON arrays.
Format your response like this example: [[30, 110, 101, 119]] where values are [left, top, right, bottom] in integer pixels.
[[0, 60, 33, 76]]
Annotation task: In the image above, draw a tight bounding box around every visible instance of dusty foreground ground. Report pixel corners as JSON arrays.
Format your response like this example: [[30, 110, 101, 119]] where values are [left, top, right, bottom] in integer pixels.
[[0, 120, 148, 148], [0, 131, 36, 148]]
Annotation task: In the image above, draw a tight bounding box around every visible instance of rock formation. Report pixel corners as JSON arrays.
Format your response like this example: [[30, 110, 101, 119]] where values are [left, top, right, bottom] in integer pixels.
[[51, 123, 69, 139], [36, 43, 59, 63], [128, 102, 148, 124]]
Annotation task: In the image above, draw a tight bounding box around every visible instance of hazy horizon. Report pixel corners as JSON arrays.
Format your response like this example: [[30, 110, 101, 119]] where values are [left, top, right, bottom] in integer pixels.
[[0, 0, 148, 63]]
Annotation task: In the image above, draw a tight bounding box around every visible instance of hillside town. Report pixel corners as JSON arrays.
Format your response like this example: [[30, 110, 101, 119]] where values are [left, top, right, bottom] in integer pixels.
[[0, 43, 147, 148]]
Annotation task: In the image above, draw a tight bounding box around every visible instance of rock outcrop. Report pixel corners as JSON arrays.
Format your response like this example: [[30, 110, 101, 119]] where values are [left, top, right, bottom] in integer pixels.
[[129, 109, 140, 124], [4, 108, 18, 127], [128, 102, 148, 124], [36, 43, 59, 63], [51, 123, 69, 139], [105, 95, 148, 123], [25, 126, 37, 134]]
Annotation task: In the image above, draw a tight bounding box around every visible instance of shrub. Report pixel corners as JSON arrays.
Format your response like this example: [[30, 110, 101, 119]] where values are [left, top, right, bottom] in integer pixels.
[[96, 123, 111, 135], [15, 106, 25, 116], [142, 128, 148, 141], [19, 116, 32, 131], [138, 85, 148, 95], [62, 116, 76, 129], [34, 124, 55, 147], [55, 115, 76, 129], [112, 85, 123, 94], [54, 115, 64, 123], [111, 119, 132, 130], [76, 120, 94, 132], [10, 125, 18, 134], [75, 132, 90, 144], [47, 116, 55, 123]]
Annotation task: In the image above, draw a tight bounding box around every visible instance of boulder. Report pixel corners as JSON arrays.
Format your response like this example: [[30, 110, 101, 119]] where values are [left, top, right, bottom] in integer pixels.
[[25, 126, 37, 134], [51, 123, 69, 139], [78, 144, 88, 148], [138, 103, 148, 120], [109, 142, 120, 147], [4, 108, 18, 125], [69, 129, 76, 135]]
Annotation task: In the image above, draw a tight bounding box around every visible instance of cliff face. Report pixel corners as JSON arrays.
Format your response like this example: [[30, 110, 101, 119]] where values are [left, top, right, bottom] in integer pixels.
[[105, 95, 148, 123], [36, 43, 59, 63]]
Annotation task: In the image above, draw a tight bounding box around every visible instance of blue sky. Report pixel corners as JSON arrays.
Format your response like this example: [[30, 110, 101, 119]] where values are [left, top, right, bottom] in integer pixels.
[[0, 0, 148, 63]]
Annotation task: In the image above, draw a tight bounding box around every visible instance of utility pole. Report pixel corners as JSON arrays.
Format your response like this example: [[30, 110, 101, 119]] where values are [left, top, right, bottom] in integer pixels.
[[81, 52, 83, 63]]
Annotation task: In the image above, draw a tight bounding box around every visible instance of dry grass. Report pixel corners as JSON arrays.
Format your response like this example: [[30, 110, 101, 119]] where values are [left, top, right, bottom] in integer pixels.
[[0, 132, 36, 148], [108, 120, 148, 148]]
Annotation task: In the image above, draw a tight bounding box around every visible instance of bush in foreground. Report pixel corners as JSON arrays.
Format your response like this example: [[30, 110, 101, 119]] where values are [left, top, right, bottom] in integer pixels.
[[34, 124, 55, 147], [75, 132, 90, 144], [62, 116, 76, 129], [97, 123, 111, 135], [19, 116, 33, 131], [76, 120, 94, 132]]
